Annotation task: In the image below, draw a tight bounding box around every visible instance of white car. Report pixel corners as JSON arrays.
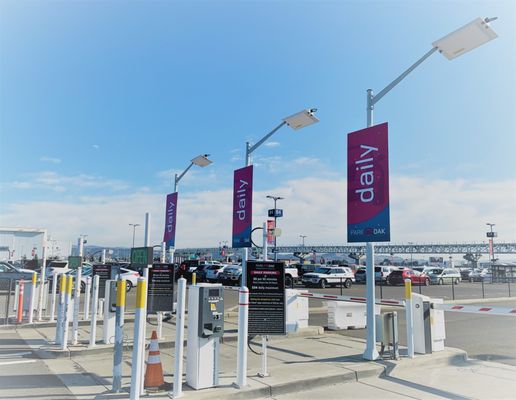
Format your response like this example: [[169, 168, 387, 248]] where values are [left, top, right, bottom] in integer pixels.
[[205, 264, 228, 282], [302, 266, 355, 289]]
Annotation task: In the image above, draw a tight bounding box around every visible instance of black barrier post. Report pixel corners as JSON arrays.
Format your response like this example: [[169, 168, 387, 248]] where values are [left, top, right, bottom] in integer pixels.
[[481, 279, 485, 299], [508, 278, 511, 298], [451, 277, 455, 300], [4, 280, 13, 325], [418, 282, 422, 294], [379, 276, 383, 299], [291, 278, 294, 290], [340, 278, 343, 296]]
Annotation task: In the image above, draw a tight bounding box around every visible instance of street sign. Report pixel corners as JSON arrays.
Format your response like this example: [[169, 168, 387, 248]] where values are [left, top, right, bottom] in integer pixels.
[[486, 232, 497, 238], [268, 209, 283, 218], [68, 256, 83, 270], [147, 264, 175, 312], [246, 261, 286, 335], [130, 247, 153, 267]]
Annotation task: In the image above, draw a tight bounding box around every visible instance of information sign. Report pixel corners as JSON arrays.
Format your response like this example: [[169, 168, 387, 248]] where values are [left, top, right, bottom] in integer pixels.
[[92, 264, 112, 298], [147, 264, 175, 312], [268, 209, 283, 218], [246, 261, 286, 335], [68, 256, 83, 270], [130, 247, 153, 267]]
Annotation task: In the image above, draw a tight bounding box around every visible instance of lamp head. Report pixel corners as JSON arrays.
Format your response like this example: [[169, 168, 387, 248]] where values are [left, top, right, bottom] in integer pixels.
[[191, 154, 213, 167], [283, 108, 319, 130]]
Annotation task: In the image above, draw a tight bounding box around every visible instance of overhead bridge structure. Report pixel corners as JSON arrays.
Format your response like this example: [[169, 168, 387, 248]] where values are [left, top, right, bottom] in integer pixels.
[[175, 242, 516, 257]]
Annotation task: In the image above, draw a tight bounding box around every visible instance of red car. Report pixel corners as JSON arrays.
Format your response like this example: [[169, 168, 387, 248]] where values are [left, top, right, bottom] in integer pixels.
[[387, 268, 430, 286]]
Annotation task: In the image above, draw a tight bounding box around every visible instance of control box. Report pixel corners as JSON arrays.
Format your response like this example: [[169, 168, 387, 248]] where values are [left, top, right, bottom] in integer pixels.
[[198, 286, 224, 338]]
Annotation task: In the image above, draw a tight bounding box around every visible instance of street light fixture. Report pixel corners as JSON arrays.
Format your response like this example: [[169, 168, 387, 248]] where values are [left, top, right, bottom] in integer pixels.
[[174, 154, 213, 192], [362, 17, 498, 362], [266, 195, 285, 261], [129, 223, 140, 249]]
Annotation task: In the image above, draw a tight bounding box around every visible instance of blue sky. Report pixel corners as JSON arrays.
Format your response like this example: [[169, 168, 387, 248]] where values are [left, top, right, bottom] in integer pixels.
[[1, 0, 515, 249]]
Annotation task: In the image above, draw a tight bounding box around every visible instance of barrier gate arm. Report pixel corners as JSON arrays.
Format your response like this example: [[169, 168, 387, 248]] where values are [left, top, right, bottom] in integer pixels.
[[298, 292, 406, 307], [432, 303, 516, 317]]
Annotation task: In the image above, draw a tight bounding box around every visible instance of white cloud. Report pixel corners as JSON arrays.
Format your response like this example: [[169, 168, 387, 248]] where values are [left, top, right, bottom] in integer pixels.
[[1, 176, 514, 249], [92, 144, 100, 149], [264, 141, 280, 148], [40, 156, 61, 164]]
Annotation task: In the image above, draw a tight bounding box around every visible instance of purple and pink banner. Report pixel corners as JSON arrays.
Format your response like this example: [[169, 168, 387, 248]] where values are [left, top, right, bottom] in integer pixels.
[[163, 192, 178, 248], [347, 122, 390, 243], [232, 165, 253, 248]]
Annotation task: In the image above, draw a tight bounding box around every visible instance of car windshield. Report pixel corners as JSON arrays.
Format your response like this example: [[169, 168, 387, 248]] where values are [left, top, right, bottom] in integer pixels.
[[314, 267, 332, 274], [428, 268, 443, 275]]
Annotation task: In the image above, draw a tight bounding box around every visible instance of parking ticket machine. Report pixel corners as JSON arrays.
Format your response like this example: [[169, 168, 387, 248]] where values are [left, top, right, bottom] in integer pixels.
[[186, 283, 224, 389]]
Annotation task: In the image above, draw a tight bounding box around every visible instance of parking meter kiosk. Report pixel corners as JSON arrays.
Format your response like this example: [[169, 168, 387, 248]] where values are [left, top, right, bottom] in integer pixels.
[[186, 283, 224, 390]]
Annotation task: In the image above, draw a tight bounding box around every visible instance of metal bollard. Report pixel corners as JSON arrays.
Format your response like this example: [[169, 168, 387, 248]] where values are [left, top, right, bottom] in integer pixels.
[[130, 278, 147, 400], [451, 276, 455, 300], [50, 272, 58, 321], [55, 274, 66, 344], [17, 280, 25, 323], [89, 275, 100, 348], [72, 267, 82, 344], [84, 276, 92, 321], [28, 272, 37, 324], [404, 279, 414, 358], [61, 275, 73, 350], [192, 272, 197, 285], [112, 279, 126, 393], [235, 286, 249, 388], [171, 277, 186, 398]]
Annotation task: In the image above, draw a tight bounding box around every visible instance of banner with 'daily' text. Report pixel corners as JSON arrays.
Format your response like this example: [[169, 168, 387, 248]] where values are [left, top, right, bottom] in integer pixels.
[[163, 192, 178, 248], [232, 165, 253, 248], [347, 122, 390, 243]]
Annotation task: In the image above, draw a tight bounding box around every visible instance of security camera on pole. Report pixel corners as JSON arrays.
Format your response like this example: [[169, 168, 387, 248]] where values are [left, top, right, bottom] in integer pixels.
[[350, 17, 498, 361]]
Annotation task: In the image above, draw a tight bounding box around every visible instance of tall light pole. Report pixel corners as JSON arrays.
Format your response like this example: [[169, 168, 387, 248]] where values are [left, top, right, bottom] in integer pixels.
[[300, 235, 307, 247], [408, 242, 414, 266], [129, 223, 140, 248], [266, 195, 284, 261], [486, 222, 497, 269], [361, 17, 498, 361], [166, 154, 213, 263], [241, 109, 319, 284]]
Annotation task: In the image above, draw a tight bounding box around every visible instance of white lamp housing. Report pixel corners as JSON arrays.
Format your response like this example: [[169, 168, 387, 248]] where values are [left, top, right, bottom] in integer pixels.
[[191, 154, 213, 167], [432, 17, 498, 60], [283, 109, 319, 130]]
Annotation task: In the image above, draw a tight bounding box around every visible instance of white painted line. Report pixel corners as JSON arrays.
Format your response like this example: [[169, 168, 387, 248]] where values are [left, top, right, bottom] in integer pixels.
[[0, 351, 33, 358], [0, 359, 37, 366]]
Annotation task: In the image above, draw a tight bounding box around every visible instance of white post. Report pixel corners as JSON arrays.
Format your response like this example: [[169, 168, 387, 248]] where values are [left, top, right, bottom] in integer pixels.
[[171, 277, 187, 398], [72, 267, 82, 344], [37, 231, 47, 320], [161, 242, 166, 263], [98, 299, 104, 317], [84, 276, 91, 321], [235, 286, 249, 388], [55, 274, 65, 344], [157, 312, 163, 339], [89, 275, 99, 348], [363, 242, 379, 360], [113, 279, 126, 393], [262, 222, 268, 261], [50, 271, 58, 322], [103, 280, 115, 344], [101, 249, 106, 263], [258, 335, 269, 377], [28, 272, 37, 324], [140, 212, 151, 395], [61, 275, 73, 350], [405, 278, 414, 358], [130, 278, 147, 400]]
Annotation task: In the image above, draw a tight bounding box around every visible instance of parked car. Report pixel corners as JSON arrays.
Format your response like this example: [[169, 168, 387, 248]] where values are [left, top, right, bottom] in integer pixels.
[[469, 268, 489, 282], [218, 265, 242, 285], [375, 266, 395, 283], [296, 263, 321, 277], [354, 267, 366, 283], [0, 261, 34, 281], [460, 268, 474, 281], [427, 268, 461, 285], [387, 268, 430, 286], [302, 266, 355, 289], [205, 264, 228, 282]]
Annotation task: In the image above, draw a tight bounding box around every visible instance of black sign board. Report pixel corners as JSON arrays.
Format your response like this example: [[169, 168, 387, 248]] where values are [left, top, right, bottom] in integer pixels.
[[92, 264, 112, 298], [131, 247, 153, 267], [147, 264, 175, 312], [246, 261, 286, 335], [268, 209, 283, 218], [486, 232, 497, 238]]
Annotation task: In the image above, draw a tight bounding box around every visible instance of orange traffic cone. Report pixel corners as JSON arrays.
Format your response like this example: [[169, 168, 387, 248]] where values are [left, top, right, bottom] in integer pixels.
[[144, 330, 165, 390]]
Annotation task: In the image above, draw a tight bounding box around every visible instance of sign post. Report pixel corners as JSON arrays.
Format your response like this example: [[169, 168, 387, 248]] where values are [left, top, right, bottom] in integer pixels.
[[347, 122, 390, 361]]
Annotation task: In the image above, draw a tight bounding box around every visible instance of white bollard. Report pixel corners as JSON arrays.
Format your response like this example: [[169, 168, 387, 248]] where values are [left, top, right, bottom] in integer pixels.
[[72, 267, 82, 344], [258, 335, 269, 377], [157, 312, 163, 339], [98, 299, 104, 317], [171, 277, 187, 398], [50, 271, 58, 322], [84, 276, 91, 321], [28, 272, 37, 324], [112, 279, 126, 393], [130, 278, 147, 400], [103, 280, 116, 344], [55, 274, 66, 344], [61, 275, 73, 350], [235, 286, 249, 388], [405, 279, 414, 358], [89, 275, 100, 348]]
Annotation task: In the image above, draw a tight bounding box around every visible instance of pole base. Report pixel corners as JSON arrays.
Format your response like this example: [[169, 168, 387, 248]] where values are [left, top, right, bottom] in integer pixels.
[[257, 372, 269, 378], [363, 346, 380, 361]]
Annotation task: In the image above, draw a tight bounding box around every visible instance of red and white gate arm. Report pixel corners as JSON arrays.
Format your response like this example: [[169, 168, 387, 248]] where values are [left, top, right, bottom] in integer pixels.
[[298, 292, 405, 307], [433, 303, 516, 317]]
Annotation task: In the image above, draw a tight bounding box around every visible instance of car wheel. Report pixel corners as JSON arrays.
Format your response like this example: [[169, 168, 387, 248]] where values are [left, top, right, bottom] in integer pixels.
[[344, 279, 352, 289], [80, 281, 86, 293], [454, 278, 459, 285], [126, 280, 133, 292], [438, 278, 443, 285], [425, 278, 430, 286], [285, 276, 293, 288], [320, 279, 327, 289]]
